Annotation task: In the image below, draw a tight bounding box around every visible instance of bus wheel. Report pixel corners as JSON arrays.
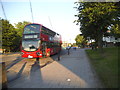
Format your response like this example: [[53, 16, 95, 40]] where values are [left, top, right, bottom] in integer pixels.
[[46, 51, 50, 57]]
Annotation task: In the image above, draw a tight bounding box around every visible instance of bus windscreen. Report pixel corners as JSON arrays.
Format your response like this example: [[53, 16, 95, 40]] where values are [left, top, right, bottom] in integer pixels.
[[23, 24, 40, 34], [22, 40, 40, 51]]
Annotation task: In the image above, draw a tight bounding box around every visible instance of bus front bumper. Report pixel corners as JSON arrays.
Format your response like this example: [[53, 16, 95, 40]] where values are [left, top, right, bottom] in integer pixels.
[[21, 50, 42, 58]]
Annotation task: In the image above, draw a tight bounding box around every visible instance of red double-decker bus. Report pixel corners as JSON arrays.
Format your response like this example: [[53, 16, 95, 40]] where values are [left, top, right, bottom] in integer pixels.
[[21, 23, 62, 58]]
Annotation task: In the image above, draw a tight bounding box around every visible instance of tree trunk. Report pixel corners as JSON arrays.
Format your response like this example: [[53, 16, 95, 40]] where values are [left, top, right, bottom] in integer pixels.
[[97, 32, 103, 53]]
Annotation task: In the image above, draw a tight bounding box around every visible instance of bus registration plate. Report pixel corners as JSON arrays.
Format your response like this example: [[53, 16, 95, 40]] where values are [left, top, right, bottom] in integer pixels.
[[28, 55, 33, 58]]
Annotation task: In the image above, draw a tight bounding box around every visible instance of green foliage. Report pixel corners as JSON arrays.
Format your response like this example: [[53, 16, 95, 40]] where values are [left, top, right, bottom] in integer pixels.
[[1, 19, 20, 52], [1, 19, 31, 52], [72, 43, 77, 47], [111, 24, 120, 38], [75, 34, 87, 47], [14, 21, 31, 38], [74, 2, 120, 49]]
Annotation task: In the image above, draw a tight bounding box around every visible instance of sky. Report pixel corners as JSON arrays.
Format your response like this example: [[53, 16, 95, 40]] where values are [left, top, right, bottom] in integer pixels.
[[0, 0, 81, 43]]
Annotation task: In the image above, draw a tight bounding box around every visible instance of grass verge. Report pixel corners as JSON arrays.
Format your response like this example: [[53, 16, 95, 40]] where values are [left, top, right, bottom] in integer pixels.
[[86, 47, 118, 88]]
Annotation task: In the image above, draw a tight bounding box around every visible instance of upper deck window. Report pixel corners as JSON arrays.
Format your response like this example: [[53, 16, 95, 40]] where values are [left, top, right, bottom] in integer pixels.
[[24, 24, 40, 34], [41, 26, 56, 36]]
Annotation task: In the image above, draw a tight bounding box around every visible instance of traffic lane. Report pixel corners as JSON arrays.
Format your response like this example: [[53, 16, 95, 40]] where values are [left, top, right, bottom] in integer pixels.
[[0, 53, 21, 61], [0, 53, 22, 67]]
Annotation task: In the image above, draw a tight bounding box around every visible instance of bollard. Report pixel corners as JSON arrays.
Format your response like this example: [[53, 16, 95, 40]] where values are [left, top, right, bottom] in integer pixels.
[[1, 62, 8, 89]]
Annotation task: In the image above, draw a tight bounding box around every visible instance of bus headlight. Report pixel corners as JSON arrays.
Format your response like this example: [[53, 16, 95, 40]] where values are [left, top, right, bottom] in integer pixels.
[[36, 52, 40, 55], [36, 52, 42, 56]]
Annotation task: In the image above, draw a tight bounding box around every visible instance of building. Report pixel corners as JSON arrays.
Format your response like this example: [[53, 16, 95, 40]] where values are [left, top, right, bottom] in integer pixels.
[[103, 36, 120, 43], [103, 36, 120, 46]]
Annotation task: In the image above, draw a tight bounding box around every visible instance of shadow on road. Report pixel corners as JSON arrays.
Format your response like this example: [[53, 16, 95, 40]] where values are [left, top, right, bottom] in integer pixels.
[[8, 62, 27, 83], [30, 60, 40, 72], [6, 56, 24, 70], [17, 62, 27, 77], [29, 59, 43, 88]]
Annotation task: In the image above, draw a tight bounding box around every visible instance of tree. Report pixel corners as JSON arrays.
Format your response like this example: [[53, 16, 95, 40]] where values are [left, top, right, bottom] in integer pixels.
[[14, 21, 31, 50], [75, 34, 87, 48], [108, 2, 120, 38], [111, 24, 120, 38], [72, 43, 77, 47], [1, 19, 31, 52], [1, 19, 20, 52], [74, 2, 119, 52], [14, 21, 31, 38]]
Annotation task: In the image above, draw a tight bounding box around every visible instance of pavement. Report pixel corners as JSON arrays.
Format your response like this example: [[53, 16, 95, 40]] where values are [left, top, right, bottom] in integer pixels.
[[6, 48, 102, 88]]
